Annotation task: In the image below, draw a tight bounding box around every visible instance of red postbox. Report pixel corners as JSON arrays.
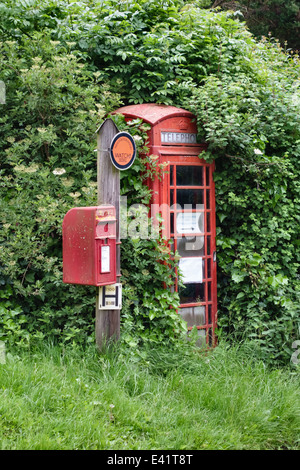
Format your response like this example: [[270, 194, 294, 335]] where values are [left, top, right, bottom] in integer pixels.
[[114, 103, 217, 346], [62, 205, 117, 286]]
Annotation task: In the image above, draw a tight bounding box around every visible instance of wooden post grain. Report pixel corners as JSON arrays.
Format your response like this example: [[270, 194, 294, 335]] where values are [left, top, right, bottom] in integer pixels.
[[96, 119, 120, 349]]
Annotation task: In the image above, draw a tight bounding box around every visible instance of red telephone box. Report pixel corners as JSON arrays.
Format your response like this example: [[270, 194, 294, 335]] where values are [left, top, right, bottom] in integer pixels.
[[114, 103, 217, 346], [62, 205, 117, 286]]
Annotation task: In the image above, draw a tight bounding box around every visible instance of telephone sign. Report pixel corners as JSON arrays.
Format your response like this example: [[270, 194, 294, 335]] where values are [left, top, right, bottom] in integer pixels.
[[161, 131, 197, 144]]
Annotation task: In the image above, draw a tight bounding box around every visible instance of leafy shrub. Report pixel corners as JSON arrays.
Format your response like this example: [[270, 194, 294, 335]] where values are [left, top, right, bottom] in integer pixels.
[[1, 1, 300, 364], [184, 31, 300, 364], [0, 35, 122, 345]]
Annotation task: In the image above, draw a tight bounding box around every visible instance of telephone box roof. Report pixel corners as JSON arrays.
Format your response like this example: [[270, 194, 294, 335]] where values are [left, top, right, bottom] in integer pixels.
[[113, 103, 194, 126]]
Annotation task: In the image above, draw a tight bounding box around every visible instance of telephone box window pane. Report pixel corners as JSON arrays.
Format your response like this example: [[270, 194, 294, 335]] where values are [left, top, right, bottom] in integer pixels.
[[170, 165, 174, 186], [180, 306, 205, 327], [170, 212, 174, 234], [194, 306, 206, 325], [208, 281, 211, 301], [207, 236, 211, 255], [179, 257, 203, 283], [206, 190, 210, 209], [208, 304, 212, 324], [177, 189, 204, 208], [187, 329, 206, 348], [169, 238, 175, 255], [170, 189, 174, 206], [179, 283, 205, 304], [176, 166, 203, 186], [176, 211, 204, 234], [177, 236, 205, 257], [206, 212, 211, 232], [197, 329, 206, 348], [206, 167, 210, 186], [207, 258, 211, 278], [180, 307, 194, 328]]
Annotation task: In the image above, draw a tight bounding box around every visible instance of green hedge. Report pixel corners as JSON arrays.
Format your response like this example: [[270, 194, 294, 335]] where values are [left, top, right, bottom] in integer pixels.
[[0, 1, 299, 364]]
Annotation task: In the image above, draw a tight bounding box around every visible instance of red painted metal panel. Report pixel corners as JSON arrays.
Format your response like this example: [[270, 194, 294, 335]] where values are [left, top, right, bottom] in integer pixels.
[[63, 205, 117, 286], [114, 103, 194, 126]]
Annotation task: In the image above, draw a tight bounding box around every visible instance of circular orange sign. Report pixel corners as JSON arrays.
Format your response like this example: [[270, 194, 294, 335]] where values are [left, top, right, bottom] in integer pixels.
[[110, 132, 136, 170]]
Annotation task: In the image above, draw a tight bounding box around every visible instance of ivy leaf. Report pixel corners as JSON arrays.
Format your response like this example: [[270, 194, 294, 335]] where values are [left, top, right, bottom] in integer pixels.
[[232, 272, 247, 283]]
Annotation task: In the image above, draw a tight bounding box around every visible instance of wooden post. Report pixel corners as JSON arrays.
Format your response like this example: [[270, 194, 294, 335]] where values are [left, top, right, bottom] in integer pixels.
[[96, 118, 120, 349]]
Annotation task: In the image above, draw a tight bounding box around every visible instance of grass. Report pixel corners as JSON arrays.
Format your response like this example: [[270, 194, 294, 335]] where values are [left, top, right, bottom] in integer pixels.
[[0, 340, 299, 450]]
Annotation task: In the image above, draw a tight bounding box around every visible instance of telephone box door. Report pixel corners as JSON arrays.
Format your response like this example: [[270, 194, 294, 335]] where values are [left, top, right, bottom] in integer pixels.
[[160, 156, 217, 347]]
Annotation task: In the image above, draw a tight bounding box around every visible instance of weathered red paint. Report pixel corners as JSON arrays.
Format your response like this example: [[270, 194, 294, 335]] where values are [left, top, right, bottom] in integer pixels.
[[63, 205, 117, 286], [114, 103, 217, 346]]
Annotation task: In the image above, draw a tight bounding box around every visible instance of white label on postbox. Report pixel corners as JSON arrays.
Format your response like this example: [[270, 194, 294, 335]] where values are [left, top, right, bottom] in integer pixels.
[[101, 245, 110, 273], [98, 284, 122, 310]]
